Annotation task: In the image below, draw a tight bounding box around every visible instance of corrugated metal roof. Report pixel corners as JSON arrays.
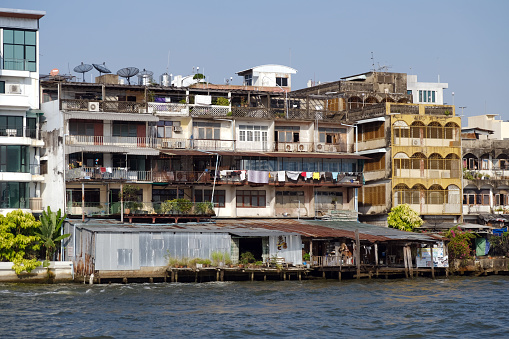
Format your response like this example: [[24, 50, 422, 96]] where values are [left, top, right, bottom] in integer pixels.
[[65, 111, 159, 122], [69, 218, 441, 243]]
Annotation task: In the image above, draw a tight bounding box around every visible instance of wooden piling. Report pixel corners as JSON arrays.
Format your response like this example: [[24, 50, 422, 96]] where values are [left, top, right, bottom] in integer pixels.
[[403, 246, 408, 278], [407, 247, 414, 278], [355, 229, 361, 279], [338, 271, 341, 282], [430, 245, 435, 279], [251, 272, 254, 282]]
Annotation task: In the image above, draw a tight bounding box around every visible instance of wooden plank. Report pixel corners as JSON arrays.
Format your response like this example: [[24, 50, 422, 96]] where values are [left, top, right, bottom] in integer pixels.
[[430, 244, 435, 279], [403, 245, 409, 278]]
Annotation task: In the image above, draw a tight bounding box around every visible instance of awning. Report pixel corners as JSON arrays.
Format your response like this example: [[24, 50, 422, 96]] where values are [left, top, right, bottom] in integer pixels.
[[160, 150, 212, 156], [356, 117, 385, 124], [26, 109, 44, 117], [65, 111, 159, 122], [265, 152, 369, 159], [66, 145, 160, 156], [357, 148, 388, 156]]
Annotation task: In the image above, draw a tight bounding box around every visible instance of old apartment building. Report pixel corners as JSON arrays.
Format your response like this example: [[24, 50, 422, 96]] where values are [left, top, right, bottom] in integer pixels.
[[462, 127, 509, 224], [0, 8, 45, 215], [294, 71, 462, 226], [40, 65, 365, 221]]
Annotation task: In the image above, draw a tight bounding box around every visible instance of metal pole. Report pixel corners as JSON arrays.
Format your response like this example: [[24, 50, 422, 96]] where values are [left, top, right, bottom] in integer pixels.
[[120, 182, 124, 223]]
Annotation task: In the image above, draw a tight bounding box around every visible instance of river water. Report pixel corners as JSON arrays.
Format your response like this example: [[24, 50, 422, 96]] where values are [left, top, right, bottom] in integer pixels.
[[1, 276, 508, 338]]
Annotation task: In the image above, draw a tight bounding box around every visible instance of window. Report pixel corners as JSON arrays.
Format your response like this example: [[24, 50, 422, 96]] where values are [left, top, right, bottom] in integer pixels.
[[3, 29, 37, 71], [318, 127, 346, 144], [157, 121, 173, 138], [364, 154, 386, 172], [68, 188, 100, 205], [117, 249, 133, 267], [276, 191, 304, 207], [0, 182, 28, 208], [0, 145, 29, 172], [276, 77, 288, 87], [0, 116, 23, 136], [236, 190, 266, 207], [315, 191, 343, 205], [359, 121, 384, 141], [238, 125, 268, 142], [275, 126, 299, 142], [419, 90, 436, 103], [194, 122, 220, 140], [69, 120, 96, 136], [359, 185, 386, 207], [244, 74, 252, 86], [152, 188, 184, 202], [0, 81, 4, 93], [407, 90, 412, 95], [194, 189, 225, 207], [112, 122, 140, 137]]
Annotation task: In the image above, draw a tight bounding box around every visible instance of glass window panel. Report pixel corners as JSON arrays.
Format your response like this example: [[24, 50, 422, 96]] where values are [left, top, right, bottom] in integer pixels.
[[13, 30, 25, 44], [13, 45, 24, 59], [3, 29, 14, 44], [4, 44, 14, 59], [25, 45, 36, 61], [213, 128, 220, 140], [25, 31, 36, 45], [206, 128, 212, 139]]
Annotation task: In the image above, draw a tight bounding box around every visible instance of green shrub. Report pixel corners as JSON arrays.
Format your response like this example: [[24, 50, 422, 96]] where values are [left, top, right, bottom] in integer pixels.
[[240, 251, 256, 264]]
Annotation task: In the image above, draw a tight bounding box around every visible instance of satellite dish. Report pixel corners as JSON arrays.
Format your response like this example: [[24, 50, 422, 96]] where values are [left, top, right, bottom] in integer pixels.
[[117, 67, 139, 85], [93, 62, 111, 76], [73, 62, 93, 82]]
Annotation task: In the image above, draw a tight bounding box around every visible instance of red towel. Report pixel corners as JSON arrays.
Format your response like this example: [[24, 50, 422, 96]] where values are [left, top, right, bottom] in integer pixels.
[[100, 167, 106, 173]]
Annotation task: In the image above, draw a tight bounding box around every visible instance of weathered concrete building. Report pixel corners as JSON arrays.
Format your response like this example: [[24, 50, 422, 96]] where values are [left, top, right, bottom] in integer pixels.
[[293, 71, 462, 226]]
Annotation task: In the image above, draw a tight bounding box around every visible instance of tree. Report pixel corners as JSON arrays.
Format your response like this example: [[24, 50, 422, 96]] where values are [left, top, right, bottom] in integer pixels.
[[0, 210, 42, 274], [35, 207, 70, 264], [387, 204, 423, 232], [443, 226, 476, 265]]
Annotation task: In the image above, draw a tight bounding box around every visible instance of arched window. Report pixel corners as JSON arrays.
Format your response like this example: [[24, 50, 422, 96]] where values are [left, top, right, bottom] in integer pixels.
[[410, 121, 425, 139], [427, 121, 443, 139], [429, 153, 444, 170], [445, 122, 459, 140], [411, 152, 427, 170]]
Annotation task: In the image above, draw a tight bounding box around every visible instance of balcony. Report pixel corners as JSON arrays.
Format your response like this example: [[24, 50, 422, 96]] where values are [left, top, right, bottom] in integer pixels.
[[66, 135, 156, 149], [0, 127, 39, 139], [29, 197, 43, 212], [394, 168, 461, 179], [61, 99, 144, 113], [66, 201, 215, 218], [66, 167, 152, 182]]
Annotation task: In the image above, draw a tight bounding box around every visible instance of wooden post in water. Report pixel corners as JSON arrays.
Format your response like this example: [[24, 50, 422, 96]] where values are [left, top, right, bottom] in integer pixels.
[[407, 246, 414, 278], [216, 269, 220, 281], [355, 229, 361, 279], [338, 271, 341, 282], [374, 243, 379, 267], [251, 272, 254, 282], [430, 244, 435, 279], [403, 245, 409, 278]]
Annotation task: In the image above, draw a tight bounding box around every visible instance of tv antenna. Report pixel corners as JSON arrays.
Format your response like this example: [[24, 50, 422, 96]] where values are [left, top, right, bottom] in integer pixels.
[[93, 62, 111, 76], [117, 67, 139, 85], [73, 62, 93, 82], [371, 52, 376, 72]]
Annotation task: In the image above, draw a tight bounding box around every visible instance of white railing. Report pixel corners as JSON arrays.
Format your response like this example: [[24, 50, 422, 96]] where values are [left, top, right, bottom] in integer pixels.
[[66, 135, 156, 148], [65, 167, 152, 182], [148, 102, 189, 115]]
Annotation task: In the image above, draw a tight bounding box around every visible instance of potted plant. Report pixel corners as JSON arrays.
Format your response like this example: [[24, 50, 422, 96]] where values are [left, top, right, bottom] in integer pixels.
[[120, 184, 142, 214], [196, 201, 214, 215]]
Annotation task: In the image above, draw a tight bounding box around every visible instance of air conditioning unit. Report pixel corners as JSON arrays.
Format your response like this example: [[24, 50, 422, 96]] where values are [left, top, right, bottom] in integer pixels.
[[175, 141, 185, 149], [6, 128, 17, 137], [297, 144, 306, 152], [173, 126, 182, 132], [316, 143, 325, 152], [285, 144, 295, 152], [88, 101, 100, 112], [412, 139, 421, 146], [9, 84, 21, 94]]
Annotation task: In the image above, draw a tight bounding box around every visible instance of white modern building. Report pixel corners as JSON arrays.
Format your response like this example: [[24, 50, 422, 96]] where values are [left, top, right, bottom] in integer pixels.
[[406, 74, 448, 105], [0, 8, 45, 215], [466, 114, 509, 140], [236, 64, 297, 90]]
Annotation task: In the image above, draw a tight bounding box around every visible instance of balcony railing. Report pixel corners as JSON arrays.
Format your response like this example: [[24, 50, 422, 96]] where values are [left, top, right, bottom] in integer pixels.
[[0, 127, 38, 139], [66, 167, 152, 182], [29, 197, 43, 211], [61, 99, 144, 113], [66, 135, 156, 148], [66, 201, 215, 216]]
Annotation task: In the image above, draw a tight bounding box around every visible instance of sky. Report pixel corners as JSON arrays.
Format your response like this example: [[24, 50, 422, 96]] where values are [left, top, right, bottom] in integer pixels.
[[4, 0, 509, 122]]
